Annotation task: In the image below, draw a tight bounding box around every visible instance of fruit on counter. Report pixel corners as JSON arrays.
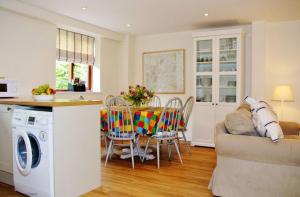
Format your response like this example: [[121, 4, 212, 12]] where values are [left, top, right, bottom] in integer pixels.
[[32, 84, 56, 95]]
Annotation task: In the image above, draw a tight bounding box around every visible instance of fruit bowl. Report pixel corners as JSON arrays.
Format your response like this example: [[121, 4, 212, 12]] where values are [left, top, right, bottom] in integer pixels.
[[32, 84, 56, 101], [33, 95, 55, 101]]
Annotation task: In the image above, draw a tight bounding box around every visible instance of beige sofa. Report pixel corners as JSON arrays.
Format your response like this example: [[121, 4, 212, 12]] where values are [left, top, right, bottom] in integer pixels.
[[209, 122, 300, 197]]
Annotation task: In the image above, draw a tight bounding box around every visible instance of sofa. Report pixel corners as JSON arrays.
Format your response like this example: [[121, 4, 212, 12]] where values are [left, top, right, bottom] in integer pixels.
[[209, 122, 300, 197]]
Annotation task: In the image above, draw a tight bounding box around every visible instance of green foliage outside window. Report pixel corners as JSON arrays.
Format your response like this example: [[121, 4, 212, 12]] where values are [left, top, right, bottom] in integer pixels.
[[56, 61, 69, 89], [55, 61, 90, 90]]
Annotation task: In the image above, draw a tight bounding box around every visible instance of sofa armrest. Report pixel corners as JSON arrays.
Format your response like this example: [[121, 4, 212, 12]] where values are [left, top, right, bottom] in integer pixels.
[[215, 122, 300, 166], [279, 121, 300, 135]]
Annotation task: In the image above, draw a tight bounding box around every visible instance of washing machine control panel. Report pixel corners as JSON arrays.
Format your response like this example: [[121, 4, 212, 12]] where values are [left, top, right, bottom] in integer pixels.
[[12, 109, 52, 128], [27, 116, 36, 125]]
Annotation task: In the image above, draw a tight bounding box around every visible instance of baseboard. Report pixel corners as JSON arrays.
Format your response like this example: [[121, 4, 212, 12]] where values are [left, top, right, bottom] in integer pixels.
[[0, 170, 13, 186], [191, 141, 215, 148]]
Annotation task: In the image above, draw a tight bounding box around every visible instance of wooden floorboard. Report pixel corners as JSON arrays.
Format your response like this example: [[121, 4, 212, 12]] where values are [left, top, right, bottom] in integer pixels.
[[0, 142, 216, 197]]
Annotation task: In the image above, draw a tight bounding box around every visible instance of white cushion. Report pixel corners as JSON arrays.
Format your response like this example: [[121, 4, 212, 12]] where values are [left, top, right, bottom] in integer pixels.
[[244, 96, 284, 142]]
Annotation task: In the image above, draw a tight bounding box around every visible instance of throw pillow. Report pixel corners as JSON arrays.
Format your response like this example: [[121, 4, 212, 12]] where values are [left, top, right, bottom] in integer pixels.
[[224, 108, 258, 136], [244, 96, 284, 142]]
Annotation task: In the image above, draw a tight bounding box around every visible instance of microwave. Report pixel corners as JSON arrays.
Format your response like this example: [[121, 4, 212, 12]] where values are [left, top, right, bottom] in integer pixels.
[[0, 79, 18, 98]]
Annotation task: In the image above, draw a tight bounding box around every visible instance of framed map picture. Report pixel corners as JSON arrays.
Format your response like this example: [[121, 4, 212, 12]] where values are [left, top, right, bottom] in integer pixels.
[[143, 49, 185, 94]]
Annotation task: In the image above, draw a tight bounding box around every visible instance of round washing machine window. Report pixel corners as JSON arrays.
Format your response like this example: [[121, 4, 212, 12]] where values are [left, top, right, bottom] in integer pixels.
[[17, 137, 27, 169], [17, 134, 41, 169]]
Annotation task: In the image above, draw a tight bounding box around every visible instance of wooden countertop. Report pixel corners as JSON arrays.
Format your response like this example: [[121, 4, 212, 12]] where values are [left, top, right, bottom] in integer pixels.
[[0, 98, 103, 107]]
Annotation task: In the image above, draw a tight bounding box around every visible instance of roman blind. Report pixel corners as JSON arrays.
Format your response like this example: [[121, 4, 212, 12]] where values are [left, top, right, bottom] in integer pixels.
[[56, 28, 95, 64]]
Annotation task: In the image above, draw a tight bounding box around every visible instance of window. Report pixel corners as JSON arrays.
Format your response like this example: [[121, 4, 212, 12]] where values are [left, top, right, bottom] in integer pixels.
[[56, 28, 95, 90]]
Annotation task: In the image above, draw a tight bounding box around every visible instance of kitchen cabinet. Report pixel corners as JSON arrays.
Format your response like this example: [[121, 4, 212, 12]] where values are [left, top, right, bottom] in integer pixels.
[[0, 104, 15, 185], [192, 29, 244, 147], [0, 105, 14, 173], [0, 98, 102, 196]]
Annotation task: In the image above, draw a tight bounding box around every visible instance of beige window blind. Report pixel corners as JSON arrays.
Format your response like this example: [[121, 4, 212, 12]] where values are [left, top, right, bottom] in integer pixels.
[[56, 28, 95, 65]]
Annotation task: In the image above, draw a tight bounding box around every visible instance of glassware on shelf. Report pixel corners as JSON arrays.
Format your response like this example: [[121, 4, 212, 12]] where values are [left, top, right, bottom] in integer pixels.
[[196, 88, 212, 102], [220, 62, 237, 72], [196, 75, 213, 102], [197, 63, 212, 72], [219, 75, 237, 103], [220, 38, 237, 51], [197, 53, 212, 63]]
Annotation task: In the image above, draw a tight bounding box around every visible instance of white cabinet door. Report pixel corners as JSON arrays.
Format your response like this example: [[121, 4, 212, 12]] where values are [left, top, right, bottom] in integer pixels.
[[0, 105, 14, 173], [195, 37, 215, 104], [216, 35, 241, 105], [191, 104, 215, 147], [192, 29, 243, 147]]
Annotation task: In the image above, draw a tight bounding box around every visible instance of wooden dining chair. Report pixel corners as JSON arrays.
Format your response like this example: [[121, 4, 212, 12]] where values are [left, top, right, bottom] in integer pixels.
[[105, 96, 141, 168], [178, 96, 194, 152], [105, 94, 114, 106], [101, 95, 114, 152], [143, 97, 183, 168], [148, 95, 161, 107]]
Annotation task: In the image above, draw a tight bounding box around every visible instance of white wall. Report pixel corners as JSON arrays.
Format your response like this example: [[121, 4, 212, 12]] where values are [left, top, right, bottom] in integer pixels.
[[131, 31, 194, 104], [0, 8, 56, 96], [100, 38, 121, 95], [251, 20, 300, 122], [265, 20, 300, 122], [130, 26, 252, 140], [131, 31, 194, 139], [251, 21, 266, 99], [0, 8, 127, 100]]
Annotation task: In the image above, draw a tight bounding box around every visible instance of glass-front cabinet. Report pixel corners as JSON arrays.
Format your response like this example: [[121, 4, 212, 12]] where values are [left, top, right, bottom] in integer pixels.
[[192, 29, 243, 148], [196, 39, 214, 103], [194, 34, 241, 105]]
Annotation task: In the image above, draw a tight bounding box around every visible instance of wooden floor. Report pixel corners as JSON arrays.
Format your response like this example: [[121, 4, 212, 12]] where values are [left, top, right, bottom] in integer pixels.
[[0, 142, 216, 197]]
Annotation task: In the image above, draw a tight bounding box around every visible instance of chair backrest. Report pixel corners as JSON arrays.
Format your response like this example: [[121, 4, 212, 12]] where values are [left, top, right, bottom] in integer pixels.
[[182, 96, 194, 129], [105, 95, 114, 106], [156, 97, 183, 133], [107, 96, 135, 139], [148, 95, 161, 107]]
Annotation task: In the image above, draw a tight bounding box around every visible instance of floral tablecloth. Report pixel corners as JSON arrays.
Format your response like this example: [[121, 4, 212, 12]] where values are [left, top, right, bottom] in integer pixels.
[[100, 108, 184, 135]]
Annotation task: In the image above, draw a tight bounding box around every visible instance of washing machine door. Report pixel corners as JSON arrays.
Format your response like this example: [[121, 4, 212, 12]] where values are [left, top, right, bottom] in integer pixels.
[[15, 130, 33, 176]]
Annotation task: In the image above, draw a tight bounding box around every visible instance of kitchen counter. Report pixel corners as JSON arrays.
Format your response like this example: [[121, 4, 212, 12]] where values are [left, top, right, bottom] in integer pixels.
[[0, 98, 102, 196], [0, 98, 103, 107]]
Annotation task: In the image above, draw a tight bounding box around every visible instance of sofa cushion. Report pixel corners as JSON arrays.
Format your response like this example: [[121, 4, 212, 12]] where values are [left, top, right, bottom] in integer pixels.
[[224, 108, 258, 136], [244, 96, 284, 142]]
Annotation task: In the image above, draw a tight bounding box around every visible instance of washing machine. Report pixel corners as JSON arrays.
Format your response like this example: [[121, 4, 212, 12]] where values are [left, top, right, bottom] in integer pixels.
[[12, 106, 54, 197]]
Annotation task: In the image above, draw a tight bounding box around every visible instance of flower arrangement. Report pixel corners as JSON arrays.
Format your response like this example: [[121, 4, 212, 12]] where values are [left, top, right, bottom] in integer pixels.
[[121, 85, 154, 107]]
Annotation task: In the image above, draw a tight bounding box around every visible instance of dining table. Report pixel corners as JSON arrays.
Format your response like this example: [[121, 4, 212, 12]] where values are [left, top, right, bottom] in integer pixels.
[[100, 106, 184, 160]]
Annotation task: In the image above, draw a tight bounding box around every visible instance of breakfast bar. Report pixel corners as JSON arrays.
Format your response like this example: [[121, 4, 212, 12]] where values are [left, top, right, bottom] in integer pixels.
[[0, 98, 102, 197]]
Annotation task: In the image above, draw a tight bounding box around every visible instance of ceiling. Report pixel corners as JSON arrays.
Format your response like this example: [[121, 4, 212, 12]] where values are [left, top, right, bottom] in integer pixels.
[[20, 0, 300, 35]]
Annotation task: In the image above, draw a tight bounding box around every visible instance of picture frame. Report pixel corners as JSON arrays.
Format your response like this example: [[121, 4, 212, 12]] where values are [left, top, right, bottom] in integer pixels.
[[142, 49, 185, 94]]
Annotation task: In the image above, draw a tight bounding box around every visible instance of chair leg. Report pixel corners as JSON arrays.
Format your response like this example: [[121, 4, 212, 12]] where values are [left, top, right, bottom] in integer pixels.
[[177, 136, 181, 153], [167, 142, 172, 160], [105, 140, 113, 167], [109, 140, 115, 160], [174, 140, 183, 164], [142, 138, 150, 163], [130, 140, 135, 169], [104, 134, 108, 152], [135, 137, 142, 162], [157, 141, 160, 168], [182, 131, 191, 153]]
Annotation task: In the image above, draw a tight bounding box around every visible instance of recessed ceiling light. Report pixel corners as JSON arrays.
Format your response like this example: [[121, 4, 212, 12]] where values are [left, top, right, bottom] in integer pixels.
[[81, 6, 87, 10], [126, 24, 131, 28], [204, 13, 209, 17]]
